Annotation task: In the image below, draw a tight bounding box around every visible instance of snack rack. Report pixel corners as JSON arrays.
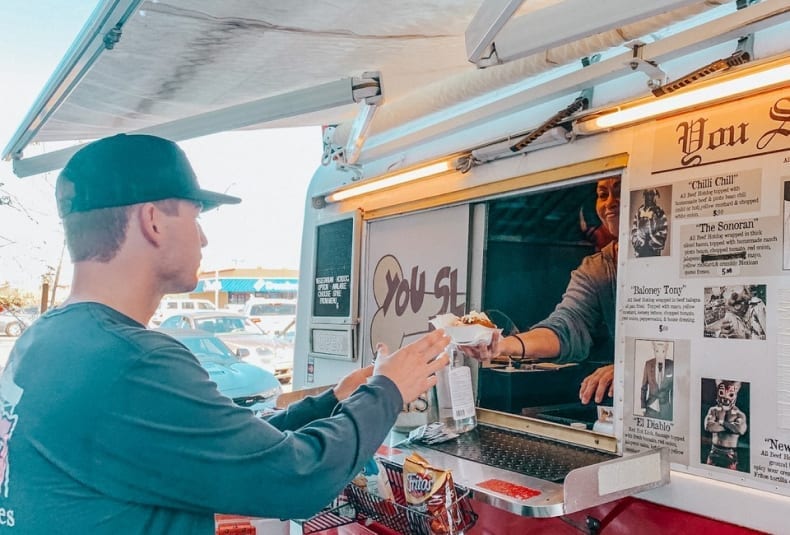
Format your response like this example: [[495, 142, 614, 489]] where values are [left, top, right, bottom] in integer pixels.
[[301, 459, 478, 535]]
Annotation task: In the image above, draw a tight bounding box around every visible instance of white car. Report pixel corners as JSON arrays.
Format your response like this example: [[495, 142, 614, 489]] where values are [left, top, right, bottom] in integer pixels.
[[159, 311, 293, 384], [151, 298, 216, 326], [242, 298, 296, 335]]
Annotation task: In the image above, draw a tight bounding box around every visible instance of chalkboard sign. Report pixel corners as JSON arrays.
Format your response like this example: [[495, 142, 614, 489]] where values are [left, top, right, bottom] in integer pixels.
[[313, 218, 353, 317]]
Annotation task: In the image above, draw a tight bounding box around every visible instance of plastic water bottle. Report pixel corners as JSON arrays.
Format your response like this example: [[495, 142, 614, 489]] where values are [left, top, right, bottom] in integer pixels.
[[434, 345, 477, 433]]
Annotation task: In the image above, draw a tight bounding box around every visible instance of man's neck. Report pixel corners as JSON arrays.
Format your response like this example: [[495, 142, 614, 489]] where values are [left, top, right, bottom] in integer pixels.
[[67, 261, 162, 326]]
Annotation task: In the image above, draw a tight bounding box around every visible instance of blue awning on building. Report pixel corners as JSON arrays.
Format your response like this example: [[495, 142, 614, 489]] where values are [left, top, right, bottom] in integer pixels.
[[194, 278, 298, 293]]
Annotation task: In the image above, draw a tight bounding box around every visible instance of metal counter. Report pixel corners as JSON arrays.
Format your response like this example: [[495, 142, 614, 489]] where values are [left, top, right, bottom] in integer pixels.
[[376, 408, 670, 518]]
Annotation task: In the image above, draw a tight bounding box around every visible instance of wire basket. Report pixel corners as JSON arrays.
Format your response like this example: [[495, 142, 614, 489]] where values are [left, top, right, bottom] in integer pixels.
[[300, 499, 358, 534], [344, 483, 476, 535], [301, 459, 477, 535]]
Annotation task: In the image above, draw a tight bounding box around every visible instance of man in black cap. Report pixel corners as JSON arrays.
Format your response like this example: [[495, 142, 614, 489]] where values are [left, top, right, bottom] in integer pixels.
[[0, 134, 450, 534]]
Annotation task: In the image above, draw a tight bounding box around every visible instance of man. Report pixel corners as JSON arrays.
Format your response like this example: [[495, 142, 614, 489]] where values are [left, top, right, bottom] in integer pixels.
[[640, 341, 673, 420], [0, 134, 450, 534], [631, 188, 668, 257]]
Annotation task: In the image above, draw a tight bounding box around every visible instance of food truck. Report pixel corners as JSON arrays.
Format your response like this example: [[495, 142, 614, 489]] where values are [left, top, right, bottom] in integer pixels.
[[3, 0, 789, 532]]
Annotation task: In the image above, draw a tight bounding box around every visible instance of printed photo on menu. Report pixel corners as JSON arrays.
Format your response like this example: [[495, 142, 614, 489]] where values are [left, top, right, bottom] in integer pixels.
[[634, 339, 674, 421], [629, 184, 672, 258], [703, 284, 767, 339], [700, 378, 750, 474]]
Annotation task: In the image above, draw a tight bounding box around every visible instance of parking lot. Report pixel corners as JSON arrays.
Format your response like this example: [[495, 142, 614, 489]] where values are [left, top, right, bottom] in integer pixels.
[[0, 336, 15, 369]]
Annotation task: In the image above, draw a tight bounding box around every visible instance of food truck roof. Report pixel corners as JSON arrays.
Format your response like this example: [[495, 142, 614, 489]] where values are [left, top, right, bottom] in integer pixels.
[[5, 0, 787, 178]]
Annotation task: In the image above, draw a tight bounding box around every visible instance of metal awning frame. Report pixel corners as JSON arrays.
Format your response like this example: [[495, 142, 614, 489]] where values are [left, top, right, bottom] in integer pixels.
[[10, 77, 367, 178], [355, 0, 790, 172], [6, 0, 789, 180], [466, 0, 714, 67], [2, 0, 144, 162]]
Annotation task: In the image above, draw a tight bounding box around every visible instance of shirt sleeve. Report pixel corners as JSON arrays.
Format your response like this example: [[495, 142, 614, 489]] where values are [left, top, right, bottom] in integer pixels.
[[532, 252, 606, 363], [263, 388, 339, 431], [92, 343, 402, 520]]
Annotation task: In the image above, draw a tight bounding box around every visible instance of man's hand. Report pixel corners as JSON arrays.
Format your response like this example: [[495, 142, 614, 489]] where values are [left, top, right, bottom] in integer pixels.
[[579, 364, 615, 405], [333, 365, 374, 401], [374, 329, 451, 404]]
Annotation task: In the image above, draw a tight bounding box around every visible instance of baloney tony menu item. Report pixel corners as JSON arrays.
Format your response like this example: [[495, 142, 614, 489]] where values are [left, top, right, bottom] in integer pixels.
[[403, 453, 464, 534]]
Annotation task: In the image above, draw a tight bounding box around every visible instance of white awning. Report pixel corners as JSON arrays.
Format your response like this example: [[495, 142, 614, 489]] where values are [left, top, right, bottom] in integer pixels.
[[4, 0, 788, 177]]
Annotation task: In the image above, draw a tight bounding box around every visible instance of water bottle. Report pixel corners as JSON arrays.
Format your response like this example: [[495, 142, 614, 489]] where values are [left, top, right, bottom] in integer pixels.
[[434, 345, 477, 433]]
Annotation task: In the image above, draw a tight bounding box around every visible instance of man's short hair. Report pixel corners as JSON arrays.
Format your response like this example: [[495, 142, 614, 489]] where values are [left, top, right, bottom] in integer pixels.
[[64, 200, 180, 262]]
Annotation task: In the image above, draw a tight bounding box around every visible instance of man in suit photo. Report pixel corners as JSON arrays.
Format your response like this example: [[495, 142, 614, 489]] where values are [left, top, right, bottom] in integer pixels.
[[640, 340, 674, 420]]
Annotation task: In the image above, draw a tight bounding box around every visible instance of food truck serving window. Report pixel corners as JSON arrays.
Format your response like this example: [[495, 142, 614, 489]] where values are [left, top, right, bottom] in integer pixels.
[[478, 177, 619, 430]]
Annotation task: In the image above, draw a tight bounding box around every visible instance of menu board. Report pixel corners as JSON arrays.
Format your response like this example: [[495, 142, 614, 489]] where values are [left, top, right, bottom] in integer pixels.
[[313, 218, 353, 318], [619, 87, 790, 495]]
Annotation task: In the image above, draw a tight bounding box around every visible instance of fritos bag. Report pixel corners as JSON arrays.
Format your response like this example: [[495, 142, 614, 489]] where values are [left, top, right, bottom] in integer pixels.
[[403, 453, 464, 534]]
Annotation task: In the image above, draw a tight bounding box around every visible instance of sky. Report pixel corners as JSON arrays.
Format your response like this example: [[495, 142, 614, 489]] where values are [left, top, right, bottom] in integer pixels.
[[0, 1, 322, 295]]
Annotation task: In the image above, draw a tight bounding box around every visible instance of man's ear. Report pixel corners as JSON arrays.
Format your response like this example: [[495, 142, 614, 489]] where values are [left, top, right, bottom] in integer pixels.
[[138, 203, 164, 246]]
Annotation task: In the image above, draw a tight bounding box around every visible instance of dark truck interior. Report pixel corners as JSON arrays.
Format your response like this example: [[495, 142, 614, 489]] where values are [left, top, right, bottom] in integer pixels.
[[478, 178, 616, 428]]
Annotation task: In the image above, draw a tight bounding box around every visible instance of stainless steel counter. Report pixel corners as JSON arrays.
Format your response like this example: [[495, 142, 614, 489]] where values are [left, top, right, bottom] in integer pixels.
[[376, 409, 670, 518]]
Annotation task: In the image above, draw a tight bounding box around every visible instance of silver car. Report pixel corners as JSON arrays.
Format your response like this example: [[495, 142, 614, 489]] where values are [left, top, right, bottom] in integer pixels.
[[159, 311, 293, 384], [0, 308, 35, 337]]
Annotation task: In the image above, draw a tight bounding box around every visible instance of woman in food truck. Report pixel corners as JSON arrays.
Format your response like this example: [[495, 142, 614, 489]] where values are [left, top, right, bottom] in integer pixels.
[[467, 176, 620, 406]]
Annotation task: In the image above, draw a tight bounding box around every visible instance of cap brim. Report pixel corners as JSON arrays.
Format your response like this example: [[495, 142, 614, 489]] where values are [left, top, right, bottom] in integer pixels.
[[190, 189, 242, 212]]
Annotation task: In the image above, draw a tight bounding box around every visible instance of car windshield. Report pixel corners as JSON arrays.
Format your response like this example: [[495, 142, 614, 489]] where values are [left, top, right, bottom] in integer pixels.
[[249, 303, 296, 316], [177, 335, 238, 364], [194, 316, 262, 335]]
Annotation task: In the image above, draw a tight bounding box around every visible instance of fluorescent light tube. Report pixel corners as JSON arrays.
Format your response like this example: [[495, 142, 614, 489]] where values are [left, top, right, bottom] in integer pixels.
[[575, 61, 789, 134], [326, 160, 454, 203]]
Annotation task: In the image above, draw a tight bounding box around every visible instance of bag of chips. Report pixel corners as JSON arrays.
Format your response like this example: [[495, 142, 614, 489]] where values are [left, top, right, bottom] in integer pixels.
[[402, 453, 464, 534]]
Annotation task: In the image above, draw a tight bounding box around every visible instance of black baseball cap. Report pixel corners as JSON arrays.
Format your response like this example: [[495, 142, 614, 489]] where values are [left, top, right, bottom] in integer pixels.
[[56, 134, 241, 217]]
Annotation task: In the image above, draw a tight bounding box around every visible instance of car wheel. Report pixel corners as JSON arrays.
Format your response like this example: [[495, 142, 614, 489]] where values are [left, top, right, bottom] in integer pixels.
[[5, 322, 22, 337]]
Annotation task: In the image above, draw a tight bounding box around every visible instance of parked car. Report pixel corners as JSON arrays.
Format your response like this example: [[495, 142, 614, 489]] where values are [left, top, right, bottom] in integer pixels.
[[151, 298, 216, 326], [158, 328, 282, 414], [243, 298, 297, 334], [0, 307, 37, 337], [158, 312, 293, 383]]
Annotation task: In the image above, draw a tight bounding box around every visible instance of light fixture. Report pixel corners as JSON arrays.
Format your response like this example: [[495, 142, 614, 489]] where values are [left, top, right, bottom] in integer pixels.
[[574, 58, 789, 134], [324, 160, 456, 203]]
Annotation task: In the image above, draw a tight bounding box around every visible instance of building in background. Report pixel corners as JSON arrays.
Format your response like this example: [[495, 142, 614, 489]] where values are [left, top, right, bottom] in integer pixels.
[[190, 268, 298, 309]]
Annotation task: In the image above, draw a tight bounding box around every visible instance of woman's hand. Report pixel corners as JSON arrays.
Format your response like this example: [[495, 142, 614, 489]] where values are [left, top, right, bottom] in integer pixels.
[[579, 364, 614, 405], [458, 330, 501, 362]]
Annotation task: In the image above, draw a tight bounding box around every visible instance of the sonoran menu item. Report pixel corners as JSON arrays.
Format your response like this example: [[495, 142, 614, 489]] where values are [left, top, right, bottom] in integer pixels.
[[403, 453, 464, 534]]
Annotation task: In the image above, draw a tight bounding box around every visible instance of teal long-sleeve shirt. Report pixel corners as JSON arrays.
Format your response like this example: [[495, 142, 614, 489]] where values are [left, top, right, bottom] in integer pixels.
[[0, 303, 402, 534]]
